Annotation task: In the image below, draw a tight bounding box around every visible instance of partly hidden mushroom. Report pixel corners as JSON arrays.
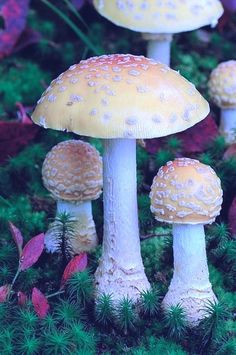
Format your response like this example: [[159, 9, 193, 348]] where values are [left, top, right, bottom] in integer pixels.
[[150, 158, 223, 325], [209, 60, 236, 144], [32, 54, 209, 303], [42, 139, 102, 256], [93, 0, 223, 65]]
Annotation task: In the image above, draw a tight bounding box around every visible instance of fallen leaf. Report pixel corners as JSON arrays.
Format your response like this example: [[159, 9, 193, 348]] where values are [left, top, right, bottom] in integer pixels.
[[9, 222, 23, 255], [17, 290, 27, 305], [228, 197, 236, 237], [32, 287, 50, 319], [19, 233, 44, 271], [61, 253, 87, 288], [0, 0, 30, 59], [0, 285, 10, 302]]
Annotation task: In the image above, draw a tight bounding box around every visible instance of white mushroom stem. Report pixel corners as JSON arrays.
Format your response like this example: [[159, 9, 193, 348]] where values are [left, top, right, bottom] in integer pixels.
[[45, 200, 98, 255], [162, 224, 217, 326], [220, 108, 236, 144], [143, 33, 172, 65], [95, 138, 150, 302]]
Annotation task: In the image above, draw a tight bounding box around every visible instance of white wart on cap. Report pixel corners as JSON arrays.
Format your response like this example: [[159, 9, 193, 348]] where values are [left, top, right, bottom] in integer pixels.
[[209, 60, 236, 109], [150, 158, 223, 225], [93, 0, 223, 34], [32, 54, 209, 139], [42, 140, 103, 201]]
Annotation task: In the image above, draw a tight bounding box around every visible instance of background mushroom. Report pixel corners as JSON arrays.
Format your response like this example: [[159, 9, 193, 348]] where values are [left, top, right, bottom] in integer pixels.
[[150, 158, 223, 325], [42, 140, 102, 256], [209, 60, 236, 144], [32, 54, 209, 302], [93, 0, 223, 65]]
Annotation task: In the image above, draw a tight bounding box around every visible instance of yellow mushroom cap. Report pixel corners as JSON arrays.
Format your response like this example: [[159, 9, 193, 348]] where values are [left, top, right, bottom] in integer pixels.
[[42, 140, 103, 201], [32, 54, 209, 139], [93, 0, 223, 34], [209, 60, 236, 109], [150, 158, 222, 225]]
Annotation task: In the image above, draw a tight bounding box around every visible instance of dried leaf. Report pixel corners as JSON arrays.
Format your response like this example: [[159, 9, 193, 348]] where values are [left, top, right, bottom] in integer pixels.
[[0, 285, 10, 302], [0, 120, 39, 164], [0, 0, 30, 59], [19, 233, 44, 271], [61, 253, 87, 287], [17, 290, 27, 305], [32, 287, 50, 319], [9, 222, 23, 255]]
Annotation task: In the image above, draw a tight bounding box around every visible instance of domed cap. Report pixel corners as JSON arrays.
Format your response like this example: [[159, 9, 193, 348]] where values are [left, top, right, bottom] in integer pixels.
[[150, 158, 222, 225], [209, 60, 236, 109], [32, 54, 209, 139], [42, 140, 103, 201], [93, 0, 223, 34]]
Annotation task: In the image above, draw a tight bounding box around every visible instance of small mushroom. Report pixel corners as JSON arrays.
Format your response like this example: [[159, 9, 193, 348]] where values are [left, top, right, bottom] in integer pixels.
[[93, 0, 223, 65], [209, 60, 236, 144], [150, 158, 223, 326], [42, 140, 102, 256], [32, 54, 209, 303]]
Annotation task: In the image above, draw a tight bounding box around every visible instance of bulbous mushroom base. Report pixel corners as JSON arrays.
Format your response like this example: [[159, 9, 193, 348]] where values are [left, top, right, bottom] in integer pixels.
[[162, 286, 217, 326], [94, 260, 150, 303]]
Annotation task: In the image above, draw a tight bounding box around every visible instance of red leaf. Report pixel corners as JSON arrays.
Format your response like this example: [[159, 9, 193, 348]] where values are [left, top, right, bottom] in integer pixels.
[[0, 285, 10, 302], [0, 120, 39, 164], [228, 197, 236, 237], [223, 143, 236, 160], [0, 0, 30, 59], [32, 287, 50, 319], [19, 233, 44, 271], [17, 291, 27, 305], [145, 114, 218, 155], [61, 253, 87, 288], [9, 222, 23, 255]]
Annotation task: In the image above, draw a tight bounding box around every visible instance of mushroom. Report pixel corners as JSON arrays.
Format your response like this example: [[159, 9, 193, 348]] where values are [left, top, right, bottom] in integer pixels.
[[42, 140, 102, 256], [209, 60, 236, 144], [150, 158, 223, 325], [32, 54, 209, 302], [93, 0, 223, 65]]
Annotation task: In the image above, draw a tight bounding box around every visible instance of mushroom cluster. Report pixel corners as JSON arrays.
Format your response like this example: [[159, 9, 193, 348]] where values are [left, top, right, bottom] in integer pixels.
[[42, 139, 102, 256], [32, 53, 209, 302], [209, 60, 236, 144], [93, 0, 223, 64], [150, 157, 223, 325]]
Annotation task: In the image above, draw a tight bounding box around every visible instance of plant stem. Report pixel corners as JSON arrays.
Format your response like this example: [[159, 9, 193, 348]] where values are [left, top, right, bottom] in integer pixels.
[[41, 0, 102, 55], [47, 290, 65, 299], [63, 0, 89, 30], [7, 268, 20, 301]]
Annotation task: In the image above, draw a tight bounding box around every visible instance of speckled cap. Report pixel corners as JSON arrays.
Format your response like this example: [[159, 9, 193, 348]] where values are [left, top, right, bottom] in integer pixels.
[[32, 54, 209, 139], [209, 60, 236, 109], [93, 0, 223, 34], [42, 140, 103, 201], [150, 158, 222, 225]]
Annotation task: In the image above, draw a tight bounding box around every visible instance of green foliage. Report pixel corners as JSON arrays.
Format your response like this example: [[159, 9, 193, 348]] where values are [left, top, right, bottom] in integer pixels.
[[131, 336, 188, 355], [139, 288, 160, 318], [0, 60, 50, 116], [43, 328, 72, 354], [162, 305, 188, 342], [47, 212, 77, 260], [95, 293, 115, 327], [116, 297, 137, 334], [66, 270, 94, 306], [54, 299, 82, 326]]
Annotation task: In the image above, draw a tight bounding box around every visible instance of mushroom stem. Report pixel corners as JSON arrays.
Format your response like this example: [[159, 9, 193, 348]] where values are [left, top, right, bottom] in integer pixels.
[[220, 108, 236, 144], [45, 200, 98, 255], [143, 33, 172, 65], [95, 138, 150, 302], [162, 223, 217, 326]]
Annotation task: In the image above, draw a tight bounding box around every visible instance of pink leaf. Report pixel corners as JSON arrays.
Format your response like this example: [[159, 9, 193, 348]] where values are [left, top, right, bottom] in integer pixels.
[[9, 222, 23, 255], [0, 285, 10, 302], [17, 290, 27, 305], [32, 287, 50, 319], [61, 253, 87, 288], [19, 233, 44, 271]]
